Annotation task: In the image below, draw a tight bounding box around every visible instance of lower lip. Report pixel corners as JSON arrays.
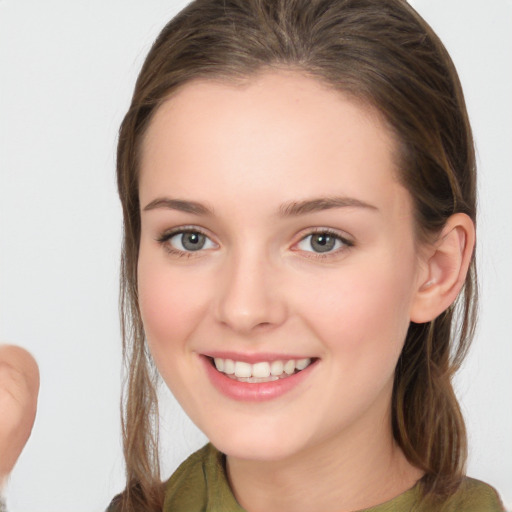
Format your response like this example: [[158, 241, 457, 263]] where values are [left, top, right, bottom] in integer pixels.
[[201, 356, 318, 402]]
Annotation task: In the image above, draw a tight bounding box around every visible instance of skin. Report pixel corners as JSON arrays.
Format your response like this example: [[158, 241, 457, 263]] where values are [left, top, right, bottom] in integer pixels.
[[137, 71, 470, 511], [0, 345, 39, 489]]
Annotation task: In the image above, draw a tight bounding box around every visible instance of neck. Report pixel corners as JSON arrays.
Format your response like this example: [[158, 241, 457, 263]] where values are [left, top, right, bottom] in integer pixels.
[[226, 405, 423, 512]]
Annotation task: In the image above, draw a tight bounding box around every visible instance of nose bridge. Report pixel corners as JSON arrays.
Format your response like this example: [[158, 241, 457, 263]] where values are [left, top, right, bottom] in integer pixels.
[[215, 240, 286, 333]]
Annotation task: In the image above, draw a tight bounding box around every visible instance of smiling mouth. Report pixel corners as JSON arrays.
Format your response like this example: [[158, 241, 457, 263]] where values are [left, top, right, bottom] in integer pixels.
[[208, 356, 316, 383]]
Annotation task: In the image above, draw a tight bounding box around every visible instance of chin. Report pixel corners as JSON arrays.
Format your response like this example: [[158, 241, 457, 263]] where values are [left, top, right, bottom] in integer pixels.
[[205, 422, 308, 462]]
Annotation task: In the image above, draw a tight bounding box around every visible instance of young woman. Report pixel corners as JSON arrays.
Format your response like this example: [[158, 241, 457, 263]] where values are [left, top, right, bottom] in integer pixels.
[[103, 0, 506, 510]]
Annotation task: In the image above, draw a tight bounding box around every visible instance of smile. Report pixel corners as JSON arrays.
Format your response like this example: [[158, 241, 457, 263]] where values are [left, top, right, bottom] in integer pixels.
[[202, 354, 319, 402], [212, 357, 313, 383]]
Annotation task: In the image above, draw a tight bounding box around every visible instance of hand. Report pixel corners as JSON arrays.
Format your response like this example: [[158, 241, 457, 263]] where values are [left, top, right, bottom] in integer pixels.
[[0, 345, 39, 487]]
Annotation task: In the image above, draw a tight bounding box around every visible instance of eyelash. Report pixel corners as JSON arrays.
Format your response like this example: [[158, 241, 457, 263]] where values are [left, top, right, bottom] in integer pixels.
[[295, 228, 354, 260], [156, 227, 215, 258], [156, 227, 354, 260]]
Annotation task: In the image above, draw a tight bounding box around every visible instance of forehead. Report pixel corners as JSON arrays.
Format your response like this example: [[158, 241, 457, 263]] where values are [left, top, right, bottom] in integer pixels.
[[139, 70, 408, 217]]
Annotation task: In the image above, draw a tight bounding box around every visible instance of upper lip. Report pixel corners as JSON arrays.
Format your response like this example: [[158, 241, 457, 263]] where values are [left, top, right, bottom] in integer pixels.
[[200, 351, 316, 364]]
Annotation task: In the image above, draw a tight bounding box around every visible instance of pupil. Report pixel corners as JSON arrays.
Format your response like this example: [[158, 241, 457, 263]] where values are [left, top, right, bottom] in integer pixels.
[[311, 234, 335, 253], [182, 232, 205, 251]]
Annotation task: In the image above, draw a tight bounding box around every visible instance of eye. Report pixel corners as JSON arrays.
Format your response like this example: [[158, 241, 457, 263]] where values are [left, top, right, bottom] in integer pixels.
[[296, 231, 351, 254], [159, 229, 217, 253]]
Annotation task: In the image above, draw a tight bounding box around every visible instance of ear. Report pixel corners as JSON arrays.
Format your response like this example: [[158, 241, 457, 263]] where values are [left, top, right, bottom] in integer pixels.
[[410, 213, 475, 323]]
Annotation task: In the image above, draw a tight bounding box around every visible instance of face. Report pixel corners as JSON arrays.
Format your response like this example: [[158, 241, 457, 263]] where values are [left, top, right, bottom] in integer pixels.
[[137, 71, 425, 463]]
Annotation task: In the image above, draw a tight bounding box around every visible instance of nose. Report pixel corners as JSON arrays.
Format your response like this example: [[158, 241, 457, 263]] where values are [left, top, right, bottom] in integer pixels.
[[214, 248, 287, 334]]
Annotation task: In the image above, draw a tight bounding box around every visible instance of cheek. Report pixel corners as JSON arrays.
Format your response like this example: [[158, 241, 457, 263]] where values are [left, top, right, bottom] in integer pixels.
[[293, 258, 416, 428], [296, 257, 415, 365], [137, 253, 209, 357]]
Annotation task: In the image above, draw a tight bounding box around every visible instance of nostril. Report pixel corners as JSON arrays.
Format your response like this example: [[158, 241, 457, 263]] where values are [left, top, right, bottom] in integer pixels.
[[255, 322, 271, 329]]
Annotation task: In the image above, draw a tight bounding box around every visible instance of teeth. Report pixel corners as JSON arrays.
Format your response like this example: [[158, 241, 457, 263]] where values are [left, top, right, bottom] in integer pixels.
[[212, 357, 312, 380], [234, 361, 252, 378], [252, 362, 270, 378], [296, 358, 310, 370], [284, 360, 295, 375], [270, 360, 283, 376], [233, 375, 279, 383], [224, 359, 235, 375]]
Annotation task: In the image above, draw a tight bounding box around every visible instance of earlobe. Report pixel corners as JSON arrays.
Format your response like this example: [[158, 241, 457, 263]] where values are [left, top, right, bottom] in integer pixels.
[[410, 213, 475, 323]]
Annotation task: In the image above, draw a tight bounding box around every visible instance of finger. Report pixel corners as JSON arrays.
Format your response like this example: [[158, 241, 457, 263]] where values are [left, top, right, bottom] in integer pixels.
[[0, 345, 40, 484]]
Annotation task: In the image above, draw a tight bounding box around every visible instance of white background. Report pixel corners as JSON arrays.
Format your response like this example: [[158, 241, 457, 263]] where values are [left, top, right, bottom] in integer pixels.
[[0, 1, 510, 510]]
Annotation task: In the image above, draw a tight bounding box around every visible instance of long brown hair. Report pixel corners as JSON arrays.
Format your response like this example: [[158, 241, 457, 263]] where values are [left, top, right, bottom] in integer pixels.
[[114, 0, 477, 509]]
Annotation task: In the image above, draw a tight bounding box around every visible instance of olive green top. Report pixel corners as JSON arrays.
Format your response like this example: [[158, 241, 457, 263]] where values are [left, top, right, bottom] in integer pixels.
[[161, 443, 505, 512]]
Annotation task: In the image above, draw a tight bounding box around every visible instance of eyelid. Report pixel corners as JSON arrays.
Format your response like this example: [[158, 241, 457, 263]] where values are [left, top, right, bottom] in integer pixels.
[[155, 225, 353, 259], [292, 227, 354, 258], [156, 225, 218, 255]]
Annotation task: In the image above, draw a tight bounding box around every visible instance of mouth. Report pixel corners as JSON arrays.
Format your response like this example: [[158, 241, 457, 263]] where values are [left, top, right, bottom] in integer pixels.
[[206, 356, 317, 383], [202, 353, 319, 402]]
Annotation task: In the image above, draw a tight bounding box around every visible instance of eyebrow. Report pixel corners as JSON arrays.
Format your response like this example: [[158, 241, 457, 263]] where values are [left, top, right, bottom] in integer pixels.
[[278, 196, 378, 216], [143, 198, 214, 215], [142, 195, 378, 216]]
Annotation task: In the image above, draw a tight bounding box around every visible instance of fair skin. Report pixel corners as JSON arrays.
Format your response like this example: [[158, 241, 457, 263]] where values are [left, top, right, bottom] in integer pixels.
[[137, 71, 474, 512], [0, 345, 39, 489]]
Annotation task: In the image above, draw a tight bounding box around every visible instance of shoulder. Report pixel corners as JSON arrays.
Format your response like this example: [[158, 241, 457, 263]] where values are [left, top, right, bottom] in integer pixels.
[[365, 477, 505, 512], [105, 445, 216, 512], [163, 443, 243, 511], [106, 444, 242, 512], [433, 477, 505, 512], [106, 495, 120, 512], [165, 443, 215, 496], [160, 444, 213, 511]]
